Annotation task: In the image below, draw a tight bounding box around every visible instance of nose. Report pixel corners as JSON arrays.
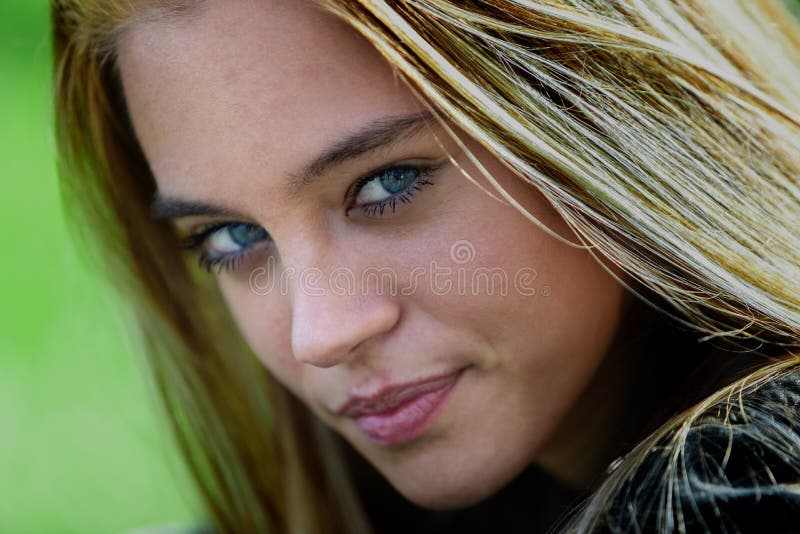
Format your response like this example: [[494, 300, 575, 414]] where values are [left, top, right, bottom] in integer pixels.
[[289, 273, 401, 369]]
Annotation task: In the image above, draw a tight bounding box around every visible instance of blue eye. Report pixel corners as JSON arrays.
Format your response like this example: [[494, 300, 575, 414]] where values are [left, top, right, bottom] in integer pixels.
[[183, 222, 269, 273], [183, 163, 439, 274], [349, 165, 436, 218], [211, 223, 268, 252]]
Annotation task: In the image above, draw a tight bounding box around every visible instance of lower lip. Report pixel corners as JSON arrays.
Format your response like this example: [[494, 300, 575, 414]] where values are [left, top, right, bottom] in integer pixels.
[[352, 372, 462, 447]]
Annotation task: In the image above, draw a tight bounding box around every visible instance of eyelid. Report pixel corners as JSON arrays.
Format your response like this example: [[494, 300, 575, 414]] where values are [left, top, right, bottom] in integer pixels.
[[181, 221, 232, 250], [181, 220, 270, 254], [181, 221, 271, 274], [345, 164, 442, 219], [344, 157, 448, 202]]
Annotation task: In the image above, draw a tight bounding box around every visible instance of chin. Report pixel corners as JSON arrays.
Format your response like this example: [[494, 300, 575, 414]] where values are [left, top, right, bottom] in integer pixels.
[[379, 456, 525, 511], [393, 479, 498, 511], [394, 476, 520, 511]]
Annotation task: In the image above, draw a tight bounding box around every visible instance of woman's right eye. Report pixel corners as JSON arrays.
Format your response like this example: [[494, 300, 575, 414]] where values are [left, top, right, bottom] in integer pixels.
[[346, 163, 439, 218], [182, 222, 271, 273]]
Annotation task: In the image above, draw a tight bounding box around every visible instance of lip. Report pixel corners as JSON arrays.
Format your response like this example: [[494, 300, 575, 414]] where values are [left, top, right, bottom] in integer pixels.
[[336, 368, 466, 446]]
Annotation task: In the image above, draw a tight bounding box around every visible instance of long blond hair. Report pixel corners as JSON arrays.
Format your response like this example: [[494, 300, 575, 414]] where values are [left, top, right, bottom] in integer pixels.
[[52, 1, 800, 532]]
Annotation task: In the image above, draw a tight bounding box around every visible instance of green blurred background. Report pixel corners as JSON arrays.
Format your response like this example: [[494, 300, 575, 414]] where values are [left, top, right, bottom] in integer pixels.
[[0, 1, 198, 532]]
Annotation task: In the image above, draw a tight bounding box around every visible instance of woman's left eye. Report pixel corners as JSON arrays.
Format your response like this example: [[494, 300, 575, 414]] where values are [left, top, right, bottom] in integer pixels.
[[183, 222, 270, 273], [348, 164, 437, 218]]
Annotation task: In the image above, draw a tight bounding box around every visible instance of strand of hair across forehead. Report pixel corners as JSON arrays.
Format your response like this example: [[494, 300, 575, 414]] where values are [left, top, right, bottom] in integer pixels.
[[318, 0, 800, 345]]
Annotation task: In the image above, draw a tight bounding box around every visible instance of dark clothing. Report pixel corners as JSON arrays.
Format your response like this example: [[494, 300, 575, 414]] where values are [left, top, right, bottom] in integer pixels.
[[590, 363, 800, 534]]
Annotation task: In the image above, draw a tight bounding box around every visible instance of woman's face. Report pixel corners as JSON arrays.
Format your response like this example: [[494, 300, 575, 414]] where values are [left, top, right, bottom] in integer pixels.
[[118, 0, 627, 509]]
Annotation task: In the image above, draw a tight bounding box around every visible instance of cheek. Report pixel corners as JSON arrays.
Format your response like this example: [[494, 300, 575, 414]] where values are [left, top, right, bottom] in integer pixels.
[[216, 276, 306, 397], [492, 205, 624, 374], [419, 158, 627, 416], [429, 210, 621, 362], [460, 153, 625, 360]]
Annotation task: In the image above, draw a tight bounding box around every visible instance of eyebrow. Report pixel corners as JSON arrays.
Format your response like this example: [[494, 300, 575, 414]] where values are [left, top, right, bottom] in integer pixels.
[[150, 197, 242, 220], [151, 111, 436, 220]]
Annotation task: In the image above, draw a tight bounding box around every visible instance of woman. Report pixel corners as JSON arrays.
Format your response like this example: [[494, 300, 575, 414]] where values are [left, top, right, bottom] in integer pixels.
[[52, 1, 800, 532]]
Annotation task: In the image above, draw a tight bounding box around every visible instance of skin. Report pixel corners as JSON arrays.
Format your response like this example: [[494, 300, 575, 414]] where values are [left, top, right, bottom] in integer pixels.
[[117, 0, 629, 510]]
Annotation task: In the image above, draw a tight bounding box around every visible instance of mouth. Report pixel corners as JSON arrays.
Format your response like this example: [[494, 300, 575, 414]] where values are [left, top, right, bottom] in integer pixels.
[[336, 367, 467, 446]]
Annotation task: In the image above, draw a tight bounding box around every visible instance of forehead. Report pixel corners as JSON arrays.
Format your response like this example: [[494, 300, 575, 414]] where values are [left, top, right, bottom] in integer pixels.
[[116, 0, 423, 207]]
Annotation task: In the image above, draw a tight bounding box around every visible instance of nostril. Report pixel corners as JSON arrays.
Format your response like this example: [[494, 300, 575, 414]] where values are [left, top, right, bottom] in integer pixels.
[[290, 312, 366, 368], [293, 335, 355, 368]]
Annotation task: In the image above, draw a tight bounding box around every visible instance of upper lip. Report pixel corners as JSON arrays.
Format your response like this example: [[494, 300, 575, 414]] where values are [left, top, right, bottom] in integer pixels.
[[335, 368, 465, 418]]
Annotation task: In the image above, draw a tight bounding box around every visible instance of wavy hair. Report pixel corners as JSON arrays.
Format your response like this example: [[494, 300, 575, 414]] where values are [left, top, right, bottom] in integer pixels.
[[51, 1, 800, 532]]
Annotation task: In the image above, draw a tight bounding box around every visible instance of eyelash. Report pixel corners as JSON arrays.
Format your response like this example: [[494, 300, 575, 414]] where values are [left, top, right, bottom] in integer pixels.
[[346, 164, 437, 218], [182, 163, 438, 274], [181, 221, 262, 274]]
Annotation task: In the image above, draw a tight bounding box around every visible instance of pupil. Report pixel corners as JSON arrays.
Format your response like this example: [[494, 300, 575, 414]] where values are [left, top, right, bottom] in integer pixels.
[[380, 168, 418, 194], [230, 224, 267, 246]]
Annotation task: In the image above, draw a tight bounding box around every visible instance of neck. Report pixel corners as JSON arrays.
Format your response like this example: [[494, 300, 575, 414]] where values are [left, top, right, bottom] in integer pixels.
[[533, 294, 704, 490]]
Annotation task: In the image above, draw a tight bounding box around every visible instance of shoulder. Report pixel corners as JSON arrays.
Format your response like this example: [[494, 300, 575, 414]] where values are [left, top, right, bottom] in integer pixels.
[[590, 359, 800, 533]]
